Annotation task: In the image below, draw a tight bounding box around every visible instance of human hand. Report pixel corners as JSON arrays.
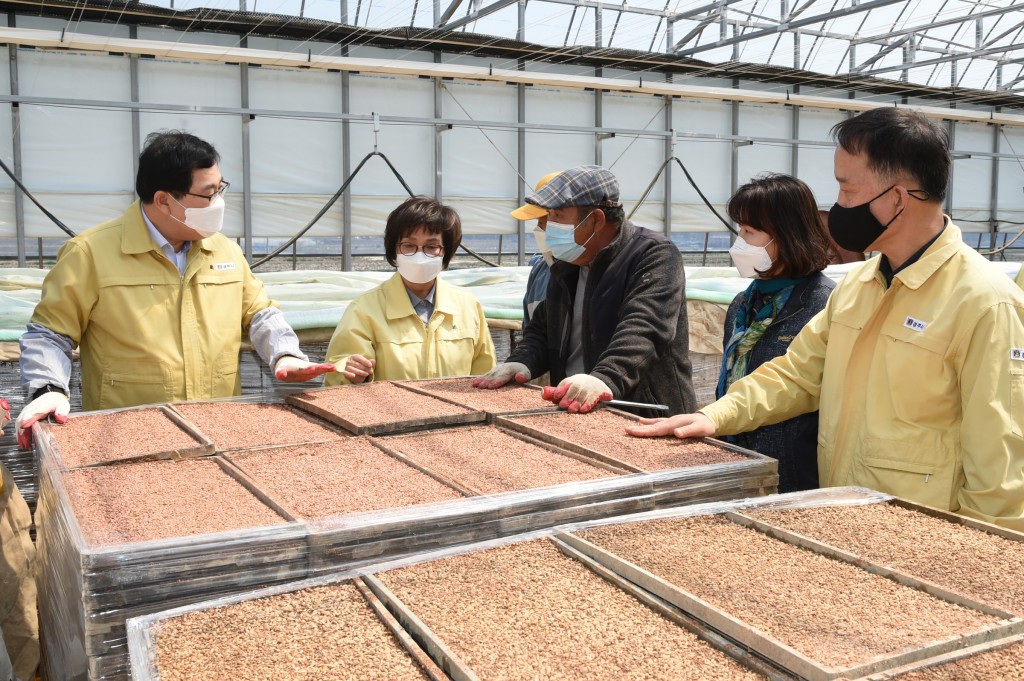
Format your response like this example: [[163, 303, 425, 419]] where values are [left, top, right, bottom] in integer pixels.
[[274, 356, 337, 382], [543, 374, 612, 413], [471, 362, 531, 389], [341, 355, 376, 384], [625, 413, 716, 439], [16, 391, 71, 449], [0, 398, 10, 435]]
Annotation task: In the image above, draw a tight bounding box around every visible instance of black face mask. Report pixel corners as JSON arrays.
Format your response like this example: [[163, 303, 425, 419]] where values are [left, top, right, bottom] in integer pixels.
[[827, 185, 901, 253]]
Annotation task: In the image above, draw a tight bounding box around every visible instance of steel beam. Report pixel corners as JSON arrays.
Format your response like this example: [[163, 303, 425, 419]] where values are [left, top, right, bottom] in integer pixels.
[[675, 0, 906, 56], [440, 0, 517, 30], [861, 40, 1024, 76], [8, 21, 23, 265]]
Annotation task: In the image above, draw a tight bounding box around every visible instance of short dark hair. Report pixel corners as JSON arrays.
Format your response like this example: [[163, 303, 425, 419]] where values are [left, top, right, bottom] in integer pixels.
[[384, 196, 462, 268], [831, 108, 949, 201], [136, 131, 220, 203], [728, 173, 832, 278], [582, 204, 624, 226]]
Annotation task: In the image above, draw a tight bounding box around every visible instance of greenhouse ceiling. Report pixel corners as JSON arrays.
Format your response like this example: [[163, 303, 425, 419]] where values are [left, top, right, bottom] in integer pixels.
[[4, 0, 1022, 103], [103, 0, 1024, 94]]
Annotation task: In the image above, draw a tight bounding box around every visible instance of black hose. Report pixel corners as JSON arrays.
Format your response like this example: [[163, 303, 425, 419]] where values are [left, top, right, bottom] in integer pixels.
[[252, 150, 500, 269], [0, 156, 76, 237]]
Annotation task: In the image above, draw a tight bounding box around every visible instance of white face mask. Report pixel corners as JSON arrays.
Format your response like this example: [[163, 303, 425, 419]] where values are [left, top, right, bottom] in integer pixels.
[[397, 252, 444, 284], [729, 235, 774, 279], [170, 194, 225, 239], [533, 226, 554, 266]]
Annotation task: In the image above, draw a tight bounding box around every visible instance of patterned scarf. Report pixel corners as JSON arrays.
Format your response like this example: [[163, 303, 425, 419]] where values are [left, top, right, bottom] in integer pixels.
[[717, 277, 801, 399]]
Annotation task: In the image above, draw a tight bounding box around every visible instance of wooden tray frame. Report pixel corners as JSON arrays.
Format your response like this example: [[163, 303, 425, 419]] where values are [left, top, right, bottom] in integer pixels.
[[370, 422, 631, 497], [361, 536, 794, 681], [166, 401, 350, 453], [285, 382, 486, 435], [555, 516, 1024, 681], [35, 404, 215, 469], [495, 407, 778, 476], [397, 377, 558, 423]]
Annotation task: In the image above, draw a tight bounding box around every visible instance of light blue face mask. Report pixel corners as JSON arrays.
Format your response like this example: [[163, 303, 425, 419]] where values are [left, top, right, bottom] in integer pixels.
[[543, 210, 595, 263]]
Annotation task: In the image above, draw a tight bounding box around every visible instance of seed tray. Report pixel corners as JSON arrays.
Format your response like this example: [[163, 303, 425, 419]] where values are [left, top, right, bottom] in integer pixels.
[[35, 447, 312, 681], [560, 511, 1024, 681], [308, 429, 776, 573], [398, 376, 558, 420], [368, 537, 778, 680], [128, 577, 446, 681], [862, 633, 1024, 679], [285, 381, 486, 435], [224, 438, 464, 520], [34, 405, 214, 469], [496, 408, 769, 473], [372, 423, 625, 496], [744, 497, 1024, 617], [168, 400, 347, 452]]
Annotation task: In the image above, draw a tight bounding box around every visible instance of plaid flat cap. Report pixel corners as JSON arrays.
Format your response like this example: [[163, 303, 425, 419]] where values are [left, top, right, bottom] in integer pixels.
[[526, 165, 621, 210]]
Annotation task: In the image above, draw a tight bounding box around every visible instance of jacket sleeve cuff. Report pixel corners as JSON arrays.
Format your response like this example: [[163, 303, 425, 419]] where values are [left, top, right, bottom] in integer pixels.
[[697, 399, 737, 435]]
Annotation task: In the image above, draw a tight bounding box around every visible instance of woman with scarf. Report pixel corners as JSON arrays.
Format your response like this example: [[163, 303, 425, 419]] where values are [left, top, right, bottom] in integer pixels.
[[719, 174, 835, 492]]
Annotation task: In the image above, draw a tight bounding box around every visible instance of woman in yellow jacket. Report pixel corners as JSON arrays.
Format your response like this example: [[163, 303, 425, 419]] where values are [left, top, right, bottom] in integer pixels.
[[324, 196, 496, 384]]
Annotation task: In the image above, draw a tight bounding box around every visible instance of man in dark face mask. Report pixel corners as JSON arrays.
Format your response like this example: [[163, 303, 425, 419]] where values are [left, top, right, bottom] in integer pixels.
[[629, 106, 1024, 532]]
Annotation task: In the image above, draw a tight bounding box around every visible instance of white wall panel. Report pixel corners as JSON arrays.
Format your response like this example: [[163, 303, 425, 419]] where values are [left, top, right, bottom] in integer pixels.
[[672, 99, 732, 231], [347, 73, 434, 196], [996, 126, 1024, 228], [736, 102, 790, 182]]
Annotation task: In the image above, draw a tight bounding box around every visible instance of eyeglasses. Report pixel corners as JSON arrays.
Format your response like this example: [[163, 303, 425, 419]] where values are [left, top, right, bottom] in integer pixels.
[[398, 242, 444, 258], [186, 180, 230, 203]]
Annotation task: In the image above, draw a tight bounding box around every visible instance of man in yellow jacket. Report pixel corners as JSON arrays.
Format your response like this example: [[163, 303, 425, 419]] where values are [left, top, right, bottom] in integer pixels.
[[630, 107, 1024, 530], [15, 131, 334, 445], [0, 399, 37, 681]]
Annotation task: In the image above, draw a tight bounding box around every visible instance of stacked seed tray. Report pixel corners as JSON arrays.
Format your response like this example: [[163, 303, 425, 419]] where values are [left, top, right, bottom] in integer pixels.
[[127, 533, 784, 680], [285, 382, 777, 570], [32, 398, 336, 680], [38, 384, 778, 680], [129, 487, 1024, 680]]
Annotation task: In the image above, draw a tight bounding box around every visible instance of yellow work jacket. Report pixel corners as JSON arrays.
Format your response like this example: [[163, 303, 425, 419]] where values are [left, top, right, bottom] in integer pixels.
[[324, 272, 496, 385], [702, 221, 1024, 530], [31, 201, 275, 411], [1016, 263, 1024, 290]]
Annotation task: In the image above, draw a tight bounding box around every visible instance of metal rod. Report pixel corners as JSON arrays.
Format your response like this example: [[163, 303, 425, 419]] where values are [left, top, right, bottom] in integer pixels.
[[607, 399, 670, 411]]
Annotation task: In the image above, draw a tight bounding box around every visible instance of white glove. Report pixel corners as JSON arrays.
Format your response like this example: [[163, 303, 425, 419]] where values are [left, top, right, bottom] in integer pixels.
[[274, 356, 336, 382], [471, 362, 531, 389], [16, 391, 71, 449], [547, 374, 613, 413]]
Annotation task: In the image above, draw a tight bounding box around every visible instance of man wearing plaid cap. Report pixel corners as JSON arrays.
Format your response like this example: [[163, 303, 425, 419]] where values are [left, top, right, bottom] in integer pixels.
[[474, 165, 696, 416]]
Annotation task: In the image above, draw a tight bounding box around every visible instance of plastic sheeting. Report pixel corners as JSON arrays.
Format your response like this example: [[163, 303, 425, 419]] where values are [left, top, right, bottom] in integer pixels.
[[37, 388, 777, 680], [3, 260, 1022, 341]]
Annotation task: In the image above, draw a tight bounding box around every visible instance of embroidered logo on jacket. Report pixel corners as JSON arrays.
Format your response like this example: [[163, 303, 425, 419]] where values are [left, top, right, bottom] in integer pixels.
[[1012, 348, 1024, 361], [212, 262, 237, 271]]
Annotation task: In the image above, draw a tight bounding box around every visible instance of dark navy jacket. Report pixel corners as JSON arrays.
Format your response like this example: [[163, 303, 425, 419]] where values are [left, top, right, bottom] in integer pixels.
[[509, 219, 696, 417], [719, 271, 835, 492]]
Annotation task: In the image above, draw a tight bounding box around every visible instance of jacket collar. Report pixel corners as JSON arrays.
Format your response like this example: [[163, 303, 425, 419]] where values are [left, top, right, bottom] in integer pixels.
[[383, 271, 456, 320], [856, 217, 960, 290], [122, 200, 213, 256]]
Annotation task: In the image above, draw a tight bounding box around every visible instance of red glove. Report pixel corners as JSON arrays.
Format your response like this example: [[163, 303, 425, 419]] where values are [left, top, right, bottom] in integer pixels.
[[274, 357, 336, 382], [0, 398, 10, 435], [543, 374, 613, 413]]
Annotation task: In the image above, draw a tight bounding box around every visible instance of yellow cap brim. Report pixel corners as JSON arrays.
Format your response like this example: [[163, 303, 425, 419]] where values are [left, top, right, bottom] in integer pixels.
[[511, 203, 548, 220]]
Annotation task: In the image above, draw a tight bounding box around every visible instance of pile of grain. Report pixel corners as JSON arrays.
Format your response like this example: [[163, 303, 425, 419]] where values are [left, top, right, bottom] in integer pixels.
[[407, 378, 555, 414], [378, 425, 614, 494], [173, 402, 342, 450], [580, 516, 996, 668], [378, 539, 765, 680], [153, 583, 430, 681], [289, 382, 474, 430], [65, 458, 286, 544], [749, 503, 1024, 615], [231, 439, 462, 519], [51, 408, 201, 468], [892, 640, 1024, 679], [508, 410, 744, 471]]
